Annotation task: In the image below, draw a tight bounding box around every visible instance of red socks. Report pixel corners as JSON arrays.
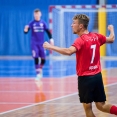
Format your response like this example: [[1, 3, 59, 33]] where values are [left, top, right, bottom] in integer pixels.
[[110, 105, 117, 115]]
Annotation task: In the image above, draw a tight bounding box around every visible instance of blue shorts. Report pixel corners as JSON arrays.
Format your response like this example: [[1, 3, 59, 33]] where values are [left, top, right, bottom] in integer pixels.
[[31, 44, 45, 58]]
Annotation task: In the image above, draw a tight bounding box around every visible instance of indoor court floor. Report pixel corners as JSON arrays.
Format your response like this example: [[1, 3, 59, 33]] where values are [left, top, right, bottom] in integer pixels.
[[1, 68, 117, 117]]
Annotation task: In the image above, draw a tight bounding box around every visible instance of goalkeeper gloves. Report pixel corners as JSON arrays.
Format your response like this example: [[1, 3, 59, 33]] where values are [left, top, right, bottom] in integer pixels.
[[50, 38, 54, 45]]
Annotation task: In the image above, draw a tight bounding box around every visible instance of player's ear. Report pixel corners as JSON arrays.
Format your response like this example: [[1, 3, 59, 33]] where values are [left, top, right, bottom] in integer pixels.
[[39, 11, 42, 17], [79, 24, 83, 28]]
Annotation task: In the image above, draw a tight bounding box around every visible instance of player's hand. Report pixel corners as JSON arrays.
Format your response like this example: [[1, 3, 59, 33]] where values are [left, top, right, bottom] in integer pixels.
[[24, 25, 29, 32], [43, 41, 52, 50], [108, 25, 114, 31]]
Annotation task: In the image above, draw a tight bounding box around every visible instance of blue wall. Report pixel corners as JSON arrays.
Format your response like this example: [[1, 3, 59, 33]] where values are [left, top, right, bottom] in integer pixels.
[[0, 0, 116, 56], [0, 0, 97, 55], [107, 0, 117, 4]]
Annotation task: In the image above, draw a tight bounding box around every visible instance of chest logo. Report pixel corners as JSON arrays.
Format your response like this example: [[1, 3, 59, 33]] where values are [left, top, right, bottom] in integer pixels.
[[33, 23, 36, 26], [39, 23, 44, 27]]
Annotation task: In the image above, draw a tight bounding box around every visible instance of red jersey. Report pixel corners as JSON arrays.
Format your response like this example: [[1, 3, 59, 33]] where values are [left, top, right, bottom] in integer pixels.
[[72, 32, 106, 76]]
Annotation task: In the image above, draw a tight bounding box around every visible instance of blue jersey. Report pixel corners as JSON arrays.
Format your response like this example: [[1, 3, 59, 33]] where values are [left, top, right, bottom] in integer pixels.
[[28, 20, 48, 45]]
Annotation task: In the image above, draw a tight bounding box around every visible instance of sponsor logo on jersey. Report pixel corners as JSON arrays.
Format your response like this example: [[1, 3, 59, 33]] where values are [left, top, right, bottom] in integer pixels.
[[39, 23, 44, 27], [33, 23, 36, 26], [33, 22, 44, 32], [34, 29, 44, 32], [89, 65, 98, 70], [88, 36, 98, 41]]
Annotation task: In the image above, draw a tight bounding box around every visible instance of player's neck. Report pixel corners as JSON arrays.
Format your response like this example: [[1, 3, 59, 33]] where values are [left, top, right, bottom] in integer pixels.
[[78, 29, 89, 36], [35, 18, 41, 21]]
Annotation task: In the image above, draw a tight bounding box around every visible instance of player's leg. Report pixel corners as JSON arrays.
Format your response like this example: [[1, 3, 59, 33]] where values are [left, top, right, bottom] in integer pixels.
[[83, 103, 95, 117], [95, 102, 117, 115], [95, 102, 111, 113], [31, 45, 40, 78], [34, 57, 40, 75], [40, 58, 46, 69], [78, 75, 96, 117], [94, 72, 117, 115], [34, 57, 43, 87], [36, 58, 46, 79], [39, 58, 46, 73], [37, 46, 46, 79], [31, 44, 43, 88]]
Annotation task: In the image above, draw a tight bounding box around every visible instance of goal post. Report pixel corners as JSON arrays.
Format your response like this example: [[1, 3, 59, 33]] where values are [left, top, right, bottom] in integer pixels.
[[98, 8, 106, 56], [49, 5, 117, 57]]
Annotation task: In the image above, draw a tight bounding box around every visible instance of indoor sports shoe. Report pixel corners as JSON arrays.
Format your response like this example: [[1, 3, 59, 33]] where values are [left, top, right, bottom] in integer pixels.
[[36, 73, 42, 80], [35, 71, 43, 88], [35, 69, 43, 81]]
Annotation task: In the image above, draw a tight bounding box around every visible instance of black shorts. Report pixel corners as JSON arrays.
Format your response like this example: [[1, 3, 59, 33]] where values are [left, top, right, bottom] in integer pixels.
[[78, 72, 106, 103]]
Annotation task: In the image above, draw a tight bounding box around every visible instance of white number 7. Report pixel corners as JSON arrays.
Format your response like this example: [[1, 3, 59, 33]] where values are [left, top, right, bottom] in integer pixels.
[[90, 44, 96, 64]]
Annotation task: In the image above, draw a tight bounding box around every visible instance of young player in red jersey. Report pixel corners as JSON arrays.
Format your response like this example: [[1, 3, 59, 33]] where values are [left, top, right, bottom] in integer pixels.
[[43, 14, 117, 117]]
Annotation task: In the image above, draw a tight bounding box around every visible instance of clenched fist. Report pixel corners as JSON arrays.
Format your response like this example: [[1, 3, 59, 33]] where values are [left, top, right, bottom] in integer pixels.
[[108, 25, 114, 31], [43, 41, 52, 50]]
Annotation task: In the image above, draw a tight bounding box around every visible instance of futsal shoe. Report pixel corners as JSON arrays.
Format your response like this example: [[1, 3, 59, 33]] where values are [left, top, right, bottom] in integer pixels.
[[36, 73, 42, 80], [35, 71, 43, 88], [35, 69, 43, 81]]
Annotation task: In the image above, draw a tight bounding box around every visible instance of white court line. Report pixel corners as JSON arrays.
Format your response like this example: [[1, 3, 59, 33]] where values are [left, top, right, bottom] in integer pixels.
[[0, 102, 82, 105], [1, 82, 117, 115], [38, 103, 83, 105], [0, 74, 78, 79], [104, 82, 117, 87], [0, 92, 78, 115]]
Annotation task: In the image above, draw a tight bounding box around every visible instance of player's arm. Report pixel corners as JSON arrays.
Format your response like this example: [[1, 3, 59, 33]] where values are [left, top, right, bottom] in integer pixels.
[[45, 29, 54, 45], [43, 42, 76, 55], [45, 29, 52, 39], [24, 25, 30, 34], [106, 25, 115, 43]]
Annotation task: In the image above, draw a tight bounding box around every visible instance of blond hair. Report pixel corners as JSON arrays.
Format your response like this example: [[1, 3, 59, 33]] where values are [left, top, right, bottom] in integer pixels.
[[73, 14, 89, 29]]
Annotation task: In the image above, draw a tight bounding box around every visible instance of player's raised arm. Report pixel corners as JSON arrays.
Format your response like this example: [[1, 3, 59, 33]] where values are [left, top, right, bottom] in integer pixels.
[[43, 42, 76, 55], [24, 25, 29, 33], [106, 25, 115, 43]]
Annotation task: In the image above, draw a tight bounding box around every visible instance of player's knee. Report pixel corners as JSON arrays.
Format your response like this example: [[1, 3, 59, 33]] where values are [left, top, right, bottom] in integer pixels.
[[41, 59, 46, 65], [83, 103, 92, 112], [96, 105, 102, 111], [95, 102, 105, 111], [34, 58, 39, 65]]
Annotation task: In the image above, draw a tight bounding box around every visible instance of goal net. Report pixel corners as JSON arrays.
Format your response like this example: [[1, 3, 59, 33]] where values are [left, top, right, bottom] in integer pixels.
[[51, 7, 117, 57]]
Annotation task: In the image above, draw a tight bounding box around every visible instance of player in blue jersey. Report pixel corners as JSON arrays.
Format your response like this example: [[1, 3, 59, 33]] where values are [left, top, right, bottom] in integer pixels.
[[24, 9, 54, 80]]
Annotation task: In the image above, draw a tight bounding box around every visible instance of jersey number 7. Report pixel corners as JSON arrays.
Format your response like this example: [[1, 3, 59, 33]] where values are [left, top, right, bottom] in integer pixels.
[[90, 44, 96, 64]]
